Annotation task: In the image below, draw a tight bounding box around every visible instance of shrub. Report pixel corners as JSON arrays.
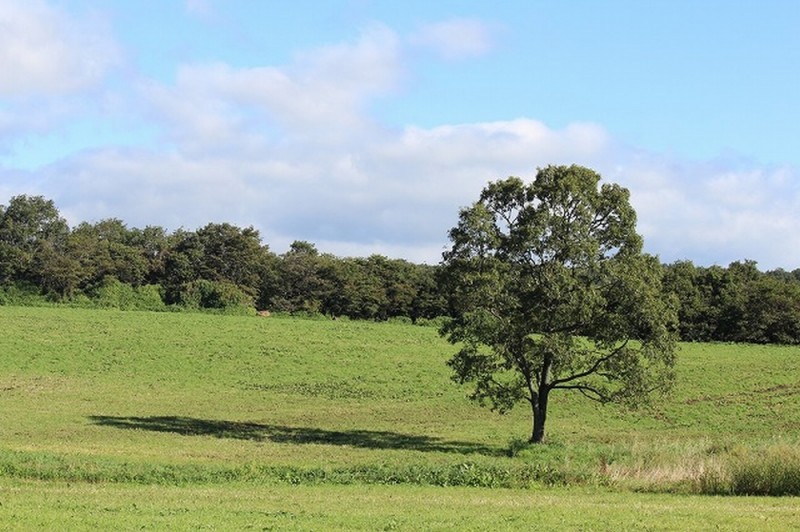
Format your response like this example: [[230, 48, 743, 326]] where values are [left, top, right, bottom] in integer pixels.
[[176, 279, 255, 315], [92, 277, 166, 311], [414, 316, 450, 328], [0, 282, 50, 306]]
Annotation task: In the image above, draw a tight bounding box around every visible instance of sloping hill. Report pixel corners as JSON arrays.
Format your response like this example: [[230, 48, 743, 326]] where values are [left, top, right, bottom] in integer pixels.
[[0, 306, 798, 493]]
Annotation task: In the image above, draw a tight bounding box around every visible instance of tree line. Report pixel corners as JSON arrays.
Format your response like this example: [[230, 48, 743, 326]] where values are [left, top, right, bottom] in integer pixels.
[[663, 259, 800, 344], [1, 194, 799, 343], [0, 195, 447, 322]]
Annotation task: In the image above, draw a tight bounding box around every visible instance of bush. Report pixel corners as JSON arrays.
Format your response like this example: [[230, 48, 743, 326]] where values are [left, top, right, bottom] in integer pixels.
[[0, 282, 50, 306], [92, 277, 166, 311], [176, 279, 255, 315], [414, 316, 450, 328]]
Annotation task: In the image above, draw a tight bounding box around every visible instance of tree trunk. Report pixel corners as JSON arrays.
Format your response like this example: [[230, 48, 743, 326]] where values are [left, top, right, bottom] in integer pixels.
[[530, 355, 553, 444], [530, 388, 549, 443]]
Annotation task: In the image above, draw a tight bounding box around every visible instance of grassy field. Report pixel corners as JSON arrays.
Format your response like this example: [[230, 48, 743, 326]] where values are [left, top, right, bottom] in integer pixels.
[[1, 306, 799, 529], [1, 481, 799, 530]]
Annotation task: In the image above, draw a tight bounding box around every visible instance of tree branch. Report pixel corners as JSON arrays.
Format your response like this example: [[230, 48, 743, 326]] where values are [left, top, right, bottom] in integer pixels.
[[549, 340, 629, 387], [551, 383, 608, 403], [589, 209, 613, 233]]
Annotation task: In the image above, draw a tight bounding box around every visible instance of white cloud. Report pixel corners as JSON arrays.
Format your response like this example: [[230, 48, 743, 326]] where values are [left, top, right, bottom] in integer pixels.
[[141, 24, 401, 153], [0, 0, 119, 97], [17, 107, 800, 270], [3, 20, 800, 270], [0, 0, 125, 160], [410, 18, 495, 60], [606, 156, 800, 268]]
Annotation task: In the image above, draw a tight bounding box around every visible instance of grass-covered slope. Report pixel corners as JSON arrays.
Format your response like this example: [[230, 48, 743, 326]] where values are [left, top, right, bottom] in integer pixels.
[[0, 306, 799, 494]]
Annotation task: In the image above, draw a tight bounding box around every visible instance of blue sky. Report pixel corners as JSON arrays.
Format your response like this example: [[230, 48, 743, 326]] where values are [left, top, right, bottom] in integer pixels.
[[1, 0, 799, 268]]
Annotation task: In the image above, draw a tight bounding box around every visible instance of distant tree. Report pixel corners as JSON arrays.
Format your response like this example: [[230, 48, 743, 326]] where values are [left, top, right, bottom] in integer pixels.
[[160, 229, 203, 304], [303, 254, 447, 322], [766, 268, 796, 283], [31, 240, 83, 298], [662, 260, 716, 341], [0, 195, 69, 286], [740, 275, 800, 344], [161, 223, 271, 307], [714, 260, 761, 341], [270, 241, 334, 313], [193, 223, 268, 295], [67, 219, 150, 290], [177, 279, 255, 314], [410, 264, 449, 322], [440, 165, 678, 443], [339, 255, 416, 320], [695, 265, 729, 340], [255, 251, 281, 311], [127, 225, 171, 284], [374, 256, 419, 320], [323, 257, 385, 319]]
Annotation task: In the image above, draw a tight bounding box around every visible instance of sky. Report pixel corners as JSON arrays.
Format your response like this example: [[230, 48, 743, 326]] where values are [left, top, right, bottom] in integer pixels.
[[1, 0, 799, 269]]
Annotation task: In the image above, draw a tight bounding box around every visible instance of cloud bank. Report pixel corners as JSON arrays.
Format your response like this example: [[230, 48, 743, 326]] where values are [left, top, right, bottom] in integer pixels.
[[2, 4, 799, 270], [0, 0, 118, 96]]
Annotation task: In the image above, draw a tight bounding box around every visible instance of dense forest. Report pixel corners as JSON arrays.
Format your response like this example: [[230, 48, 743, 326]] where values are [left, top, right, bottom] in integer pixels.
[[2, 194, 800, 344]]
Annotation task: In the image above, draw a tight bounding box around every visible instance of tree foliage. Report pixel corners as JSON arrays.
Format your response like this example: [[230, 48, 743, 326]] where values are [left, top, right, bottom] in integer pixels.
[[0, 195, 69, 287], [161, 223, 272, 307], [440, 165, 678, 442], [663, 260, 800, 344]]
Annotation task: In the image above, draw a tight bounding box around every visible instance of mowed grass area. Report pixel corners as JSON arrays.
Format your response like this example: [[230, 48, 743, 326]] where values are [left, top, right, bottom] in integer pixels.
[[1, 481, 799, 531], [1, 306, 800, 528]]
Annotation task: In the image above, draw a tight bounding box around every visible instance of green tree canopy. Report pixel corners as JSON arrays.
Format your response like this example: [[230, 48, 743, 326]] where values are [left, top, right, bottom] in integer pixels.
[[440, 165, 678, 443], [67, 219, 151, 290], [0, 195, 69, 286], [161, 223, 272, 307], [269, 241, 334, 314]]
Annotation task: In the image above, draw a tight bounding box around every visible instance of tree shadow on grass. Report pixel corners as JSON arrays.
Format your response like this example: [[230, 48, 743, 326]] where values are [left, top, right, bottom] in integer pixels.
[[88, 415, 504, 457]]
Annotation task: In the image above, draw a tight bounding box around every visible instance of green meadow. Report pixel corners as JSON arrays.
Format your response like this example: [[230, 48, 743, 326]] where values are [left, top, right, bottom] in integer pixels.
[[1, 306, 799, 529]]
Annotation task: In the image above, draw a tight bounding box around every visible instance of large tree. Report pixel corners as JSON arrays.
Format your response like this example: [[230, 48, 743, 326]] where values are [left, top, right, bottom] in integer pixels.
[[161, 223, 272, 306], [0, 195, 69, 286], [440, 165, 677, 443]]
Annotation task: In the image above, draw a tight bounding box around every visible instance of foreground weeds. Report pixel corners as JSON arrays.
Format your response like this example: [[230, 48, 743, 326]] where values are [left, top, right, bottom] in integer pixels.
[[598, 439, 800, 496], [0, 448, 594, 489], [4, 440, 800, 495]]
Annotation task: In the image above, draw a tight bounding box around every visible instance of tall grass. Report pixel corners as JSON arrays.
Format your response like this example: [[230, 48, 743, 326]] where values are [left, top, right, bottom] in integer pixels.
[[696, 443, 800, 496]]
